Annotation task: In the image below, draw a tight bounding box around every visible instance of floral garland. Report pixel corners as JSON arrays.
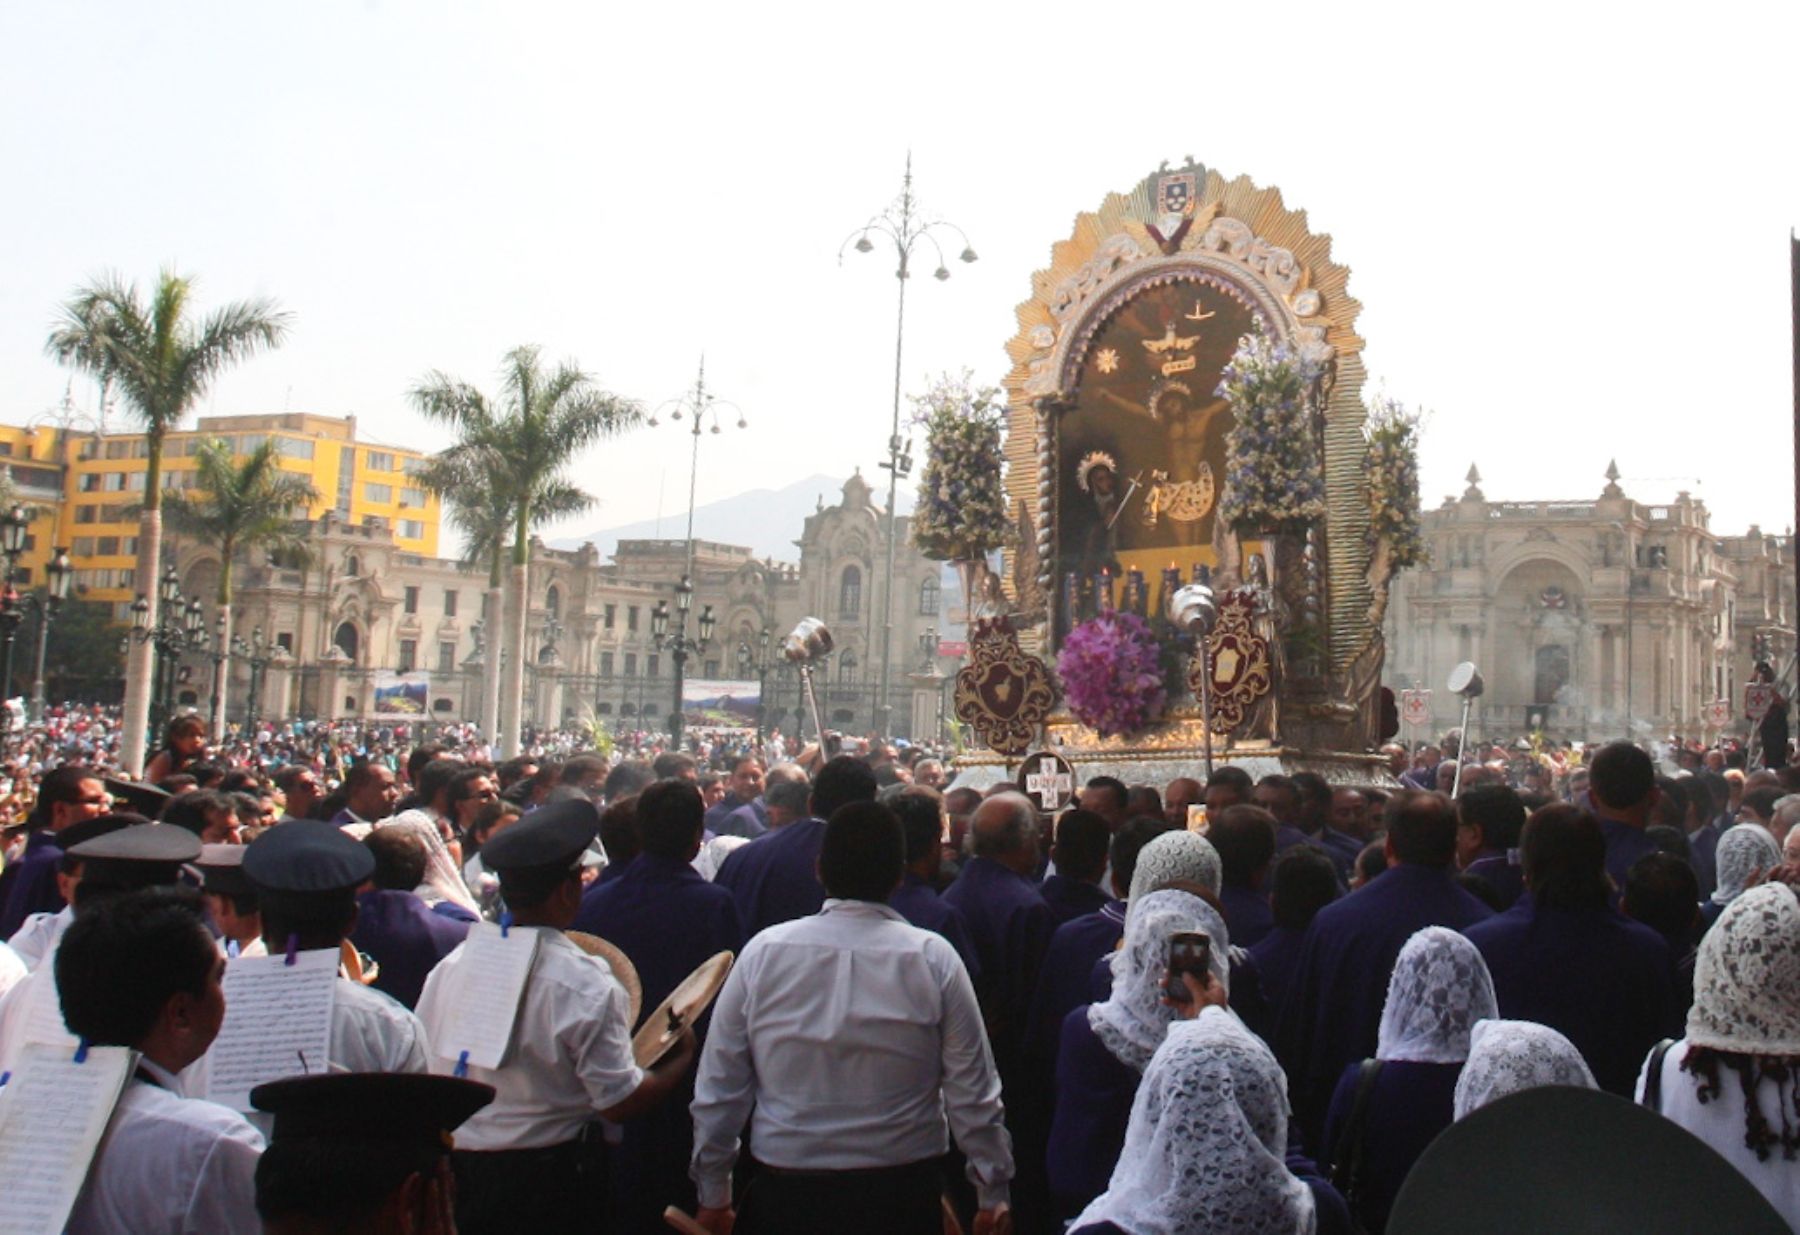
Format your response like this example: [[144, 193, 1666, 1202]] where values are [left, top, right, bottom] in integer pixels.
[[1056, 610, 1167, 737], [1215, 328, 1327, 532], [910, 372, 1010, 562], [1364, 397, 1427, 569]]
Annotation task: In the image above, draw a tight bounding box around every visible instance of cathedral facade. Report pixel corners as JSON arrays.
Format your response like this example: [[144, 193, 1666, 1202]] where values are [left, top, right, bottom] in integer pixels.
[[1382, 465, 1795, 745]]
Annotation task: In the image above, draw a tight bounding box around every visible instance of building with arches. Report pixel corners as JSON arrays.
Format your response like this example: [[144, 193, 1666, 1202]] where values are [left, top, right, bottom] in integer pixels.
[[1382, 464, 1796, 744], [165, 473, 953, 739]]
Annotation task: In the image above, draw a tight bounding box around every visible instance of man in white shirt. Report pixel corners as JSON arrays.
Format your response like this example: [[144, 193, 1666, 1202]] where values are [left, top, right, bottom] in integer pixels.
[[241, 821, 431, 1075], [690, 800, 1015, 1235], [55, 886, 264, 1233], [416, 798, 696, 1235]]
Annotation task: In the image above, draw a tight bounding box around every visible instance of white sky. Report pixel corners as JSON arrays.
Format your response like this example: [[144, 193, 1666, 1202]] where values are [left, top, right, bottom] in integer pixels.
[[4, 1, 1798, 549]]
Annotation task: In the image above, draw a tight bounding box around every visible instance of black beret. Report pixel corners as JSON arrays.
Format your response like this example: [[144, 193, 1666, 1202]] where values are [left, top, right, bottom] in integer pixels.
[[57, 812, 149, 854], [103, 777, 172, 819], [242, 820, 375, 894], [479, 798, 599, 873]]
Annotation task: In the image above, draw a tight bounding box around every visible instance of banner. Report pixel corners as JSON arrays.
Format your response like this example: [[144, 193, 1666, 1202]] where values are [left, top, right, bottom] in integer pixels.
[[680, 679, 760, 726], [372, 673, 430, 716]]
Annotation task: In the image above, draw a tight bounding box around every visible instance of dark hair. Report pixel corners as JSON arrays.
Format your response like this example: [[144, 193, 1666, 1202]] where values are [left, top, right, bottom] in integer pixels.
[[495, 862, 577, 911], [405, 743, 451, 785], [766, 778, 812, 817], [445, 765, 495, 811], [1742, 785, 1785, 823], [218, 770, 263, 795], [365, 827, 427, 891], [1083, 776, 1129, 815], [1109, 816, 1176, 896], [637, 779, 705, 860], [1384, 789, 1459, 867], [464, 799, 521, 858], [819, 802, 904, 902], [887, 786, 945, 865], [603, 760, 655, 802], [344, 760, 389, 795], [729, 754, 762, 777], [161, 789, 234, 837], [1206, 766, 1253, 798], [410, 758, 462, 808], [1456, 871, 1506, 912], [1645, 824, 1693, 861], [256, 1134, 443, 1228], [560, 755, 609, 787], [1691, 772, 1726, 822], [1355, 841, 1389, 886], [186, 761, 225, 789], [1051, 809, 1111, 881], [1588, 741, 1655, 810], [1622, 852, 1699, 947], [495, 756, 538, 790], [1457, 784, 1527, 852], [652, 752, 698, 780], [164, 714, 207, 745], [1520, 803, 1610, 911], [37, 763, 99, 818], [1125, 785, 1163, 820], [1291, 771, 1333, 811], [599, 795, 640, 869], [273, 765, 315, 795], [1209, 804, 1278, 887], [57, 887, 216, 1047], [810, 755, 879, 821], [1270, 847, 1341, 930], [260, 888, 359, 951]]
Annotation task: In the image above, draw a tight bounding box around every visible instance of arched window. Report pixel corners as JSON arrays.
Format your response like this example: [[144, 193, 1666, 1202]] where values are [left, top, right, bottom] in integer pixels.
[[345, 554, 361, 578], [831, 709, 856, 724], [334, 622, 360, 662], [839, 566, 862, 619], [838, 651, 860, 684], [432, 697, 454, 713], [596, 702, 613, 715], [620, 702, 638, 717], [545, 585, 561, 619], [919, 576, 940, 616]]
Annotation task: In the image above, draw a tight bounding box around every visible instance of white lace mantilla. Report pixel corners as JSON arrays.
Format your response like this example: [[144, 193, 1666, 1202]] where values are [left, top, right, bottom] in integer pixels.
[[1712, 824, 1782, 907], [1376, 926, 1497, 1065], [1074, 1007, 1317, 1235], [1090, 889, 1230, 1073], [1452, 1019, 1596, 1120], [1687, 882, 1800, 1056], [1128, 831, 1223, 902]]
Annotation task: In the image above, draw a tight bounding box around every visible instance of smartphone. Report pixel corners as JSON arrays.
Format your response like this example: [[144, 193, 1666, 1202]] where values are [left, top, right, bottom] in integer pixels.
[[1187, 804, 1209, 834], [1163, 930, 1213, 1005]]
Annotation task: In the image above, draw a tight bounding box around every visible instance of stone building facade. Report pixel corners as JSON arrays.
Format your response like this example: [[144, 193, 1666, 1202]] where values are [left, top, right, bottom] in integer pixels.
[[1382, 464, 1796, 744], [166, 472, 954, 740]]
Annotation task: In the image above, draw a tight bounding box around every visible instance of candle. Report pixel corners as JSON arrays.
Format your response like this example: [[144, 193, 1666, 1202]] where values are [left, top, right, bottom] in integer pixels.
[[1127, 568, 1146, 616], [1098, 568, 1115, 612]]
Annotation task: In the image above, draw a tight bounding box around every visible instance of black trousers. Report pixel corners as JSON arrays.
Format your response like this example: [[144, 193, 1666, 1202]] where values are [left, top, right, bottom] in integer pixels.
[[452, 1135, 605, 1235], [737, 1157, 943, 1235]]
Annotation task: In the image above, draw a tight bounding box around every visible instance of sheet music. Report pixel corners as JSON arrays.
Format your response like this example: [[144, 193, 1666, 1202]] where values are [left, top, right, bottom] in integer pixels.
[[204, 948, 336, 1112], [20, 970, 77, 1056], [0, 1041, 132, 1235], [432, 922, 537, 1070]]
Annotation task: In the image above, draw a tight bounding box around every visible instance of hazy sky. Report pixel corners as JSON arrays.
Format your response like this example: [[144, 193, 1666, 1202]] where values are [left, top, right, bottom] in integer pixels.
[[4, 2, 1797, 550]]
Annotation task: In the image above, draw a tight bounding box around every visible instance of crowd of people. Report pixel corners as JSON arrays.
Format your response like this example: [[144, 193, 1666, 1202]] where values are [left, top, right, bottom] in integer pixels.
[[0, 705, 1797, 1233]]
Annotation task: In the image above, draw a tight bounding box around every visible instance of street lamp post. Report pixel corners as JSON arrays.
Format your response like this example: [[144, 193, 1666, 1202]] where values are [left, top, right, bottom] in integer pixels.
[[652, 577, 715, 750], [25, 546, 72, 723], [740, 626, 772, 742], [127, 565, 206, 744], [841, 154, 977, 740], [237, 626, 285, 734], [205, 611, 230, 732]]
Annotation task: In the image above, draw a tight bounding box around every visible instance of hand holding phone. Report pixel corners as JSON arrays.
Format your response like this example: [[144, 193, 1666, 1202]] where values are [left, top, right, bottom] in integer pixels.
[[1163, 931, 1213, 1005]]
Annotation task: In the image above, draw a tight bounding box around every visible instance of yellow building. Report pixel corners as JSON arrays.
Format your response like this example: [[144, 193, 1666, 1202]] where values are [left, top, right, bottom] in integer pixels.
[[0, 413, 441, 617]]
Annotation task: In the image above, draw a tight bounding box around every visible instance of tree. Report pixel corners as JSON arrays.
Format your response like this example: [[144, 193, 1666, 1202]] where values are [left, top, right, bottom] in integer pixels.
[[38, 599, 127, 703], [46, 270, 290, 773], [163, 437, 318, 737], [411, 346, 639, 756], [414, 446, 514, 740]]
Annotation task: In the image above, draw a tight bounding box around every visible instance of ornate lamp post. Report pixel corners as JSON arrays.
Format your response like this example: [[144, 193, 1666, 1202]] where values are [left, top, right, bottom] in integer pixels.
[[840, 154, 976, 739], [738, 626, 773, 741], [652, 577, 715, 748], [204, 611, 230, 735], [235, 626, 286, 734], [127, 565, 205, 741], [24, 545, 72, 723]]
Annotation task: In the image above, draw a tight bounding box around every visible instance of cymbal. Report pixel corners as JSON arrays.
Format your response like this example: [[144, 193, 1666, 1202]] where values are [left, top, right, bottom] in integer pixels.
[[565, 930, 643, 1028], [633, 950, 734, 1069]]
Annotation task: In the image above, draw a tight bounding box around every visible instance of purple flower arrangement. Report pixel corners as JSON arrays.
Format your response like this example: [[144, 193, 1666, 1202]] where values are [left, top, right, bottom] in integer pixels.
[[1057, 609, 1168, 737]]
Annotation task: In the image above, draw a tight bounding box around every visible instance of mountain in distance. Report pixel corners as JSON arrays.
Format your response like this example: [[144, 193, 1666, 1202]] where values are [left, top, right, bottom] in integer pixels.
[[552, 472, 916, 564]]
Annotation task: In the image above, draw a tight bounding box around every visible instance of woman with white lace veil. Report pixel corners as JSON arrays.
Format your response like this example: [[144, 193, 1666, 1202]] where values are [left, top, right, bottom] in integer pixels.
[[378, 812, 481, 918], [1070, 1005, 1350, 1235], [1047, 889, 1229, 1221], [1452, 1019, 1595, 1119], [1319, 926, 1497, 1233], [1636, 881, 1800, 1228], [1702, 824, 1782, 932]]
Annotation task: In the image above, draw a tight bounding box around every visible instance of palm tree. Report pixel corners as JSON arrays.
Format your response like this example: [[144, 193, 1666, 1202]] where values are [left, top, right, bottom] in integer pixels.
[[46, 269, 290, 773], [411, 346, 639, 756], [163, 438, 319, 738], [414, 447, 513, 741]]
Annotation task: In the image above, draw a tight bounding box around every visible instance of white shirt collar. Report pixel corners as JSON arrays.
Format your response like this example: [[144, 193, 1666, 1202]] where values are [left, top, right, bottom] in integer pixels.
[[820, 898, 906, 923]]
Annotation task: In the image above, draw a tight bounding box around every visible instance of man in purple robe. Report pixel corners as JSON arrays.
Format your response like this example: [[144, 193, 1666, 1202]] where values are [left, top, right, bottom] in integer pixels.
[[713, 757, 876, 938]]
